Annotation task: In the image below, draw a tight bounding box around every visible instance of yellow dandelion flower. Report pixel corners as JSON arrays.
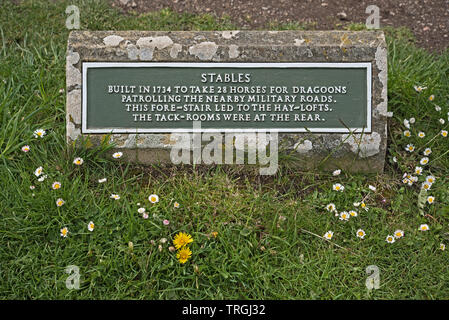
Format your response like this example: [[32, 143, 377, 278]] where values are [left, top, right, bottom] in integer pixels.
[[173, 232, 193, 249], [176, 246, 192, 264]]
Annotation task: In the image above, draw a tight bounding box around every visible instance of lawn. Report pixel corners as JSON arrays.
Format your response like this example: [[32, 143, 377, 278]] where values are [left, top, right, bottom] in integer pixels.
[[0, 0, 448, 299]]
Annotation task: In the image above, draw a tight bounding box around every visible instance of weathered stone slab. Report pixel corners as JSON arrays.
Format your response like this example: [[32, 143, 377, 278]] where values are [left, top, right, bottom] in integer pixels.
[[66, 30, 388, 173]]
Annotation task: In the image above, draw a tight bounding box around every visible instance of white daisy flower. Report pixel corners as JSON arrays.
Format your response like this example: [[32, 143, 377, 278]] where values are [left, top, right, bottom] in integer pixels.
[[428, 95, 435, 101], [33, 129, 46, 138], [405, 144, 415, 152], [356, 229, 366, 239], [60, 227, 68, 238], [368, 185, 376, 192], [137, 207, 146, 214], [386, 235, 395, 243], [30, 185, 35, 190], [148, 194, 159, 203], [441, 130, 448, 137], [440, 243, 446, 251], [435, 105, 441, 112], [420, 157, 429, 165], [112, 152, 123, 159], [421, 182, 432, 191], [439, 118, 445, 125], [87, 221, 95, 232], [332, 169, 341, 176], [349, 210, 358, 217], [37, 174, 47, 182], [142, 213, 149, 219], [52, 182, 61, 190], [34, 166, 43, 177], [332, 183, 344, 192], [326, 203, 336, 212], [174, 202, 180, 209], [427, 196, 435, 204], [56, 198, 65, 207], [73, 157, 84, 165], [323, 231, 333, 240], [426, 175, 436, 184], [98, 178, 107, 183], [423, 148, 432, 156], [339, 211, 350, 221], [393, 156, 397, 163], [394, 230, 404, 239], [22, 145, 30, 152], [403, 119, 410, 129], [413, 85, 427, 92], [419, 224, 430, 231], [403, 130, 411, 137], [417, 132, 426, 138], [360, 202, 368, 211], [415, 166, 423, 175], [409, 117, 416, 124], [110, 194, 120, 200]]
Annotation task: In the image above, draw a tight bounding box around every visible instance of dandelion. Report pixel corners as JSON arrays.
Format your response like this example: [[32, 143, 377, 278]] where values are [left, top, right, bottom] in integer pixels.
[[415, 166, 423, 175], [56, 198, 65, 207], [211, 231, 218, 238], [22, 145, 30, 152], [87, 221, 95, 232], [420, 157, 429, 165], [176, 246, 192, 264], [426, 175, 436, 184], [428, 95, 435, 101], [339, 211, 350, 221], [427, 196, 435, 204], [112, 152, 123, 159], [441, 130, 448, 137], [326, 203, 336, 212], [394, 230, 404, 239], [333, 183, 344, 192], [137, 207, 146, 214], [386, 235, 395, 243], [73, 157, 84, 165], [349, 210, 358, 217], [98, 178, 107, 183], [368, 185, 376, 192], [34, 166, 43, 177], [440, 243, 446, 251], [403, 130, 411, 137], [419, 224, 430, 231], [356, 229, 366, 239], [423, 148, 432, 156], [323, 231, 333, 240], [110, 194, 120, 200], [148, 194, 159, 203], [405, 144, 415, 152], [33, 129, 46, 138], [52, 182, 61, 190], [173, 232, 193, 249], [332, 169, 341, 176], [417, 132, 426, 138], [174, 202, 180, 209], [60, 227, 68, 238], [163, 219, 170, 226]]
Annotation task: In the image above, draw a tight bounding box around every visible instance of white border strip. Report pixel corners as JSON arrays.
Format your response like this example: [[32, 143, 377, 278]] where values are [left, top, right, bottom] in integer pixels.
[[82, 62, 372, 134]]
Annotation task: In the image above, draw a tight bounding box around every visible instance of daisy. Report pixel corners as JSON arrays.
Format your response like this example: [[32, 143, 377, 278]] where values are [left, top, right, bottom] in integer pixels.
[[356, 229, 366, 239], [417, 132, 425, 138], [52, 182, 61, 190], [439, 118, 445, 125], [394, 230, 404, 239], [409, 117, 416, 124], [73, 157, 84, 165], [393, 156, 397, 163], [420, 157, 429, 165], [323, 231, 334, 240], [403, 130, 411, 137], [339, 211, 350, 221], [142, 213, 149, 219], [148, 194, 159, 203], [414, 166, 423, 175], [413, 85, 427, 92], [405, 144, 415, 152], [98, 178, 107, 183], [112, 152, 123, 159], [441, 130, 448, 137], [440, 243, 446, 251], [423, 148, 432, 156], [56, 198, 65, 207], [137, 207, 146, 214], [110, 194, 120, 200], [22, 145, 30, 152], [427, 196, 435, 204], [160, 238, 167, 244], [360, 202, 368, 211], [386, 235, 395, 243], [332, 169, 341, 176], [403, 119, 410, 129], [435, 105, 442, 112], [34, 166, 43, 177], [37, 174, 47, 182], [176, 246, 192, 264], [349, 210, 358, 217], [173, 232, 193, 249], [163, 219, 170, 226], [426, 175, 436, 184], [29, 185, 35, 190], [333, 183, 344, 192], [174, 202, 180, 209], [326, 203, 336, 212], [33, 129, 46, 138], [87, 221, 95, 232], [421, 182, 432, 191], [60, 227, 68, 238], [402, 178, 410, 184], [428, 95, 435, 101], [368, 185, 376, 192], [419, 224, 430, 231]]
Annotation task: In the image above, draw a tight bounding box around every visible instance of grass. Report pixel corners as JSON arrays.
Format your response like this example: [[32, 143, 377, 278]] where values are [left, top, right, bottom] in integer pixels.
[[1, 0, 449, 299]]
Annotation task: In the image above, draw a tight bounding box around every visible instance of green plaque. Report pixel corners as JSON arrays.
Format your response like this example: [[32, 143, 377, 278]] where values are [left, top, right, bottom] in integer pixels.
[[82, 62, 371, 133]]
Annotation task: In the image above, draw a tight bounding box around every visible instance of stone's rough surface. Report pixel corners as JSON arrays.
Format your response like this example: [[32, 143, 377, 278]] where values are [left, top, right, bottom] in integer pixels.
[[66, 30, 388, 172]]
